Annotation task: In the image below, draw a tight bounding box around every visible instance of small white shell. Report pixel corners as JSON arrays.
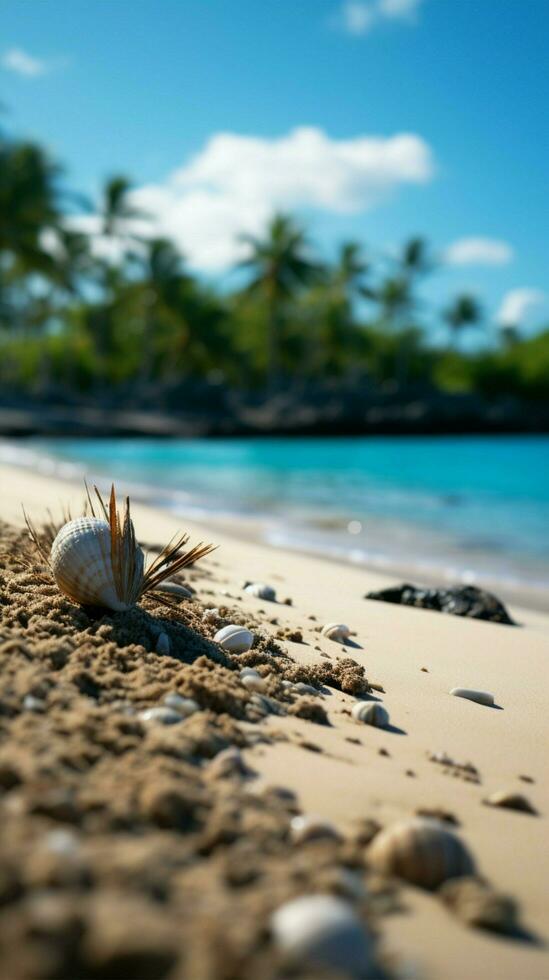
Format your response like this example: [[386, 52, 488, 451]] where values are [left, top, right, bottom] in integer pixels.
[[352, 701, 389, 728], [214, 624, 254, 653], [163, 693, 200, 717], [367, 817, 475, 890], [155, 632, 171, 655], [138, 707, 182, 726], [290, 814, 342, 845], [51, 517, 144, 611], [321, 623, 351, 642], [450, 688, 494, 707], [270, 894, 375, 977], [244, 582, 277, 601]]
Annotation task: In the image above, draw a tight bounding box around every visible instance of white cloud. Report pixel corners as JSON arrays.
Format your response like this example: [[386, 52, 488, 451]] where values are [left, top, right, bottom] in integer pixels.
[[337, 0, 423, 36], [496, 289, 546, 326], [2, 47, 50, 77], [378, 0, 422, 19], [120, 127, 434, 271], [444, 237, 514, 267]]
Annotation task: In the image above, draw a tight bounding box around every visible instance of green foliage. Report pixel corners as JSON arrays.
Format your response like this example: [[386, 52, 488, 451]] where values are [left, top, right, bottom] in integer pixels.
[[0, 130, 547, 403]]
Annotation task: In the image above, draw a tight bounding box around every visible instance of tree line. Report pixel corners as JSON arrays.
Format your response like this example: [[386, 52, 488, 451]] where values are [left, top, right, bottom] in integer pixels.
[[1, 131, 548, 402]]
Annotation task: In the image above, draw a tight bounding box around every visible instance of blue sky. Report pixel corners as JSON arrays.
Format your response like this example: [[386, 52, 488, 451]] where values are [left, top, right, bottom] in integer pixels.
[[2, 0, 548, 339]]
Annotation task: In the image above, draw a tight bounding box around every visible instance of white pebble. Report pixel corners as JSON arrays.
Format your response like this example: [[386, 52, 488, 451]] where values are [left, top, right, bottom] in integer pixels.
[[352, 701, 390, 728], [270, 894, 375, 977], [244, 582, 277, 601], [23, 695, 46, 713], [321, 623, 351, 642], [450, 688, 494, 707], [163, 693, 200, 716], [214, 624, 254, 653], [155, 632, 171, 655], [241, 671, 266, 692], [139, 707, 183, 725]]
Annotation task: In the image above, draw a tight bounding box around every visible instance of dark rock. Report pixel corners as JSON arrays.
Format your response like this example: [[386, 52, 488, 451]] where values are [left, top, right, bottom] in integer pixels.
[[365, 583, 516, 626]]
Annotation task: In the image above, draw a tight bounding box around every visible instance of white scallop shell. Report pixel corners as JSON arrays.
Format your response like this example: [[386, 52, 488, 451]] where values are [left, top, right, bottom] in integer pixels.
[[270, 894, 375, 976], [321, 623, 351, 642], [352, 701, 390, 728], [450, 688, 494, 706], [214, 624, 254, 653], [367, 817, 475, 890], [244, 582, 277, 601], [51, 517, 144, 611]]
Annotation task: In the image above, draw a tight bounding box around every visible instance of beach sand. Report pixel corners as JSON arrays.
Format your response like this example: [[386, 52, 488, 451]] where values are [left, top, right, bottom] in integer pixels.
[[0, 460, 547, 979]]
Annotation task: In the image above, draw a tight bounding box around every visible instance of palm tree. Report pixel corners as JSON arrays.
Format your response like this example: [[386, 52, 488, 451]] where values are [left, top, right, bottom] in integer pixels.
[[400, 236, 432, 279], [0, 140, 64, 332], [138, 237, 188, 377], [444, 294, 482, 347], [239, 213, 319, 388], [99, 175, 142, 239], [316, 242, 373, 375]]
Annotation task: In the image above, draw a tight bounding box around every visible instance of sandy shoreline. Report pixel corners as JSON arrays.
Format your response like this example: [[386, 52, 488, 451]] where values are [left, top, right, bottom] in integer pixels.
[[0, 460, 548, 979]]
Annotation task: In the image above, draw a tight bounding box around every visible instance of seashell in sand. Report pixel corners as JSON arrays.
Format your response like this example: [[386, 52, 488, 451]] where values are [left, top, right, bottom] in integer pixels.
[[155, 632, 171, 655], [51, 517, 144, 612], [243, 581, 277, 601], [321, 623, 351, 642], [450, 688, 494, 706], [37, 484, 215, 612], [367, 817, 475, 890], [214, 624, 254, 653], [290, 814, 342, 845], [270, 894, 376, 977], [352, 701, 389, 728], [163, 693, 199, 717], [138, 706, 183, 726], [484, 790, 537, 815]]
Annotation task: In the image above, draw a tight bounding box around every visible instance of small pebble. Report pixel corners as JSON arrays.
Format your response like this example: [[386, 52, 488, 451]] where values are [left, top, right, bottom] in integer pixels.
[[270, 894, 376, 977], [155, 632, 171, 655], [321, 623, 351, 642], [42, 829, 80, 857], [243, 581, 277, 601], [163, 693, 200, 716], [23, 695, 46, 713], [352, 701, 390, 728], [138, 707, 183, 726], [241, 673, 266, 693], [484, 791, 538, 815], [293, 682, 320, 696], [450, 688, 495, 707]]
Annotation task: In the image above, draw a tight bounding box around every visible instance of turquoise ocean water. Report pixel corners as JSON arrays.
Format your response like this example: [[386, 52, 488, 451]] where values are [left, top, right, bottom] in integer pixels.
[[4, 436, 549, 598]]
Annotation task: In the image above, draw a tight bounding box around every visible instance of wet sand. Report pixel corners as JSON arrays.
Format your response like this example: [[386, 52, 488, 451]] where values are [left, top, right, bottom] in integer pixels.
[[0, 461, 548, 979]]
